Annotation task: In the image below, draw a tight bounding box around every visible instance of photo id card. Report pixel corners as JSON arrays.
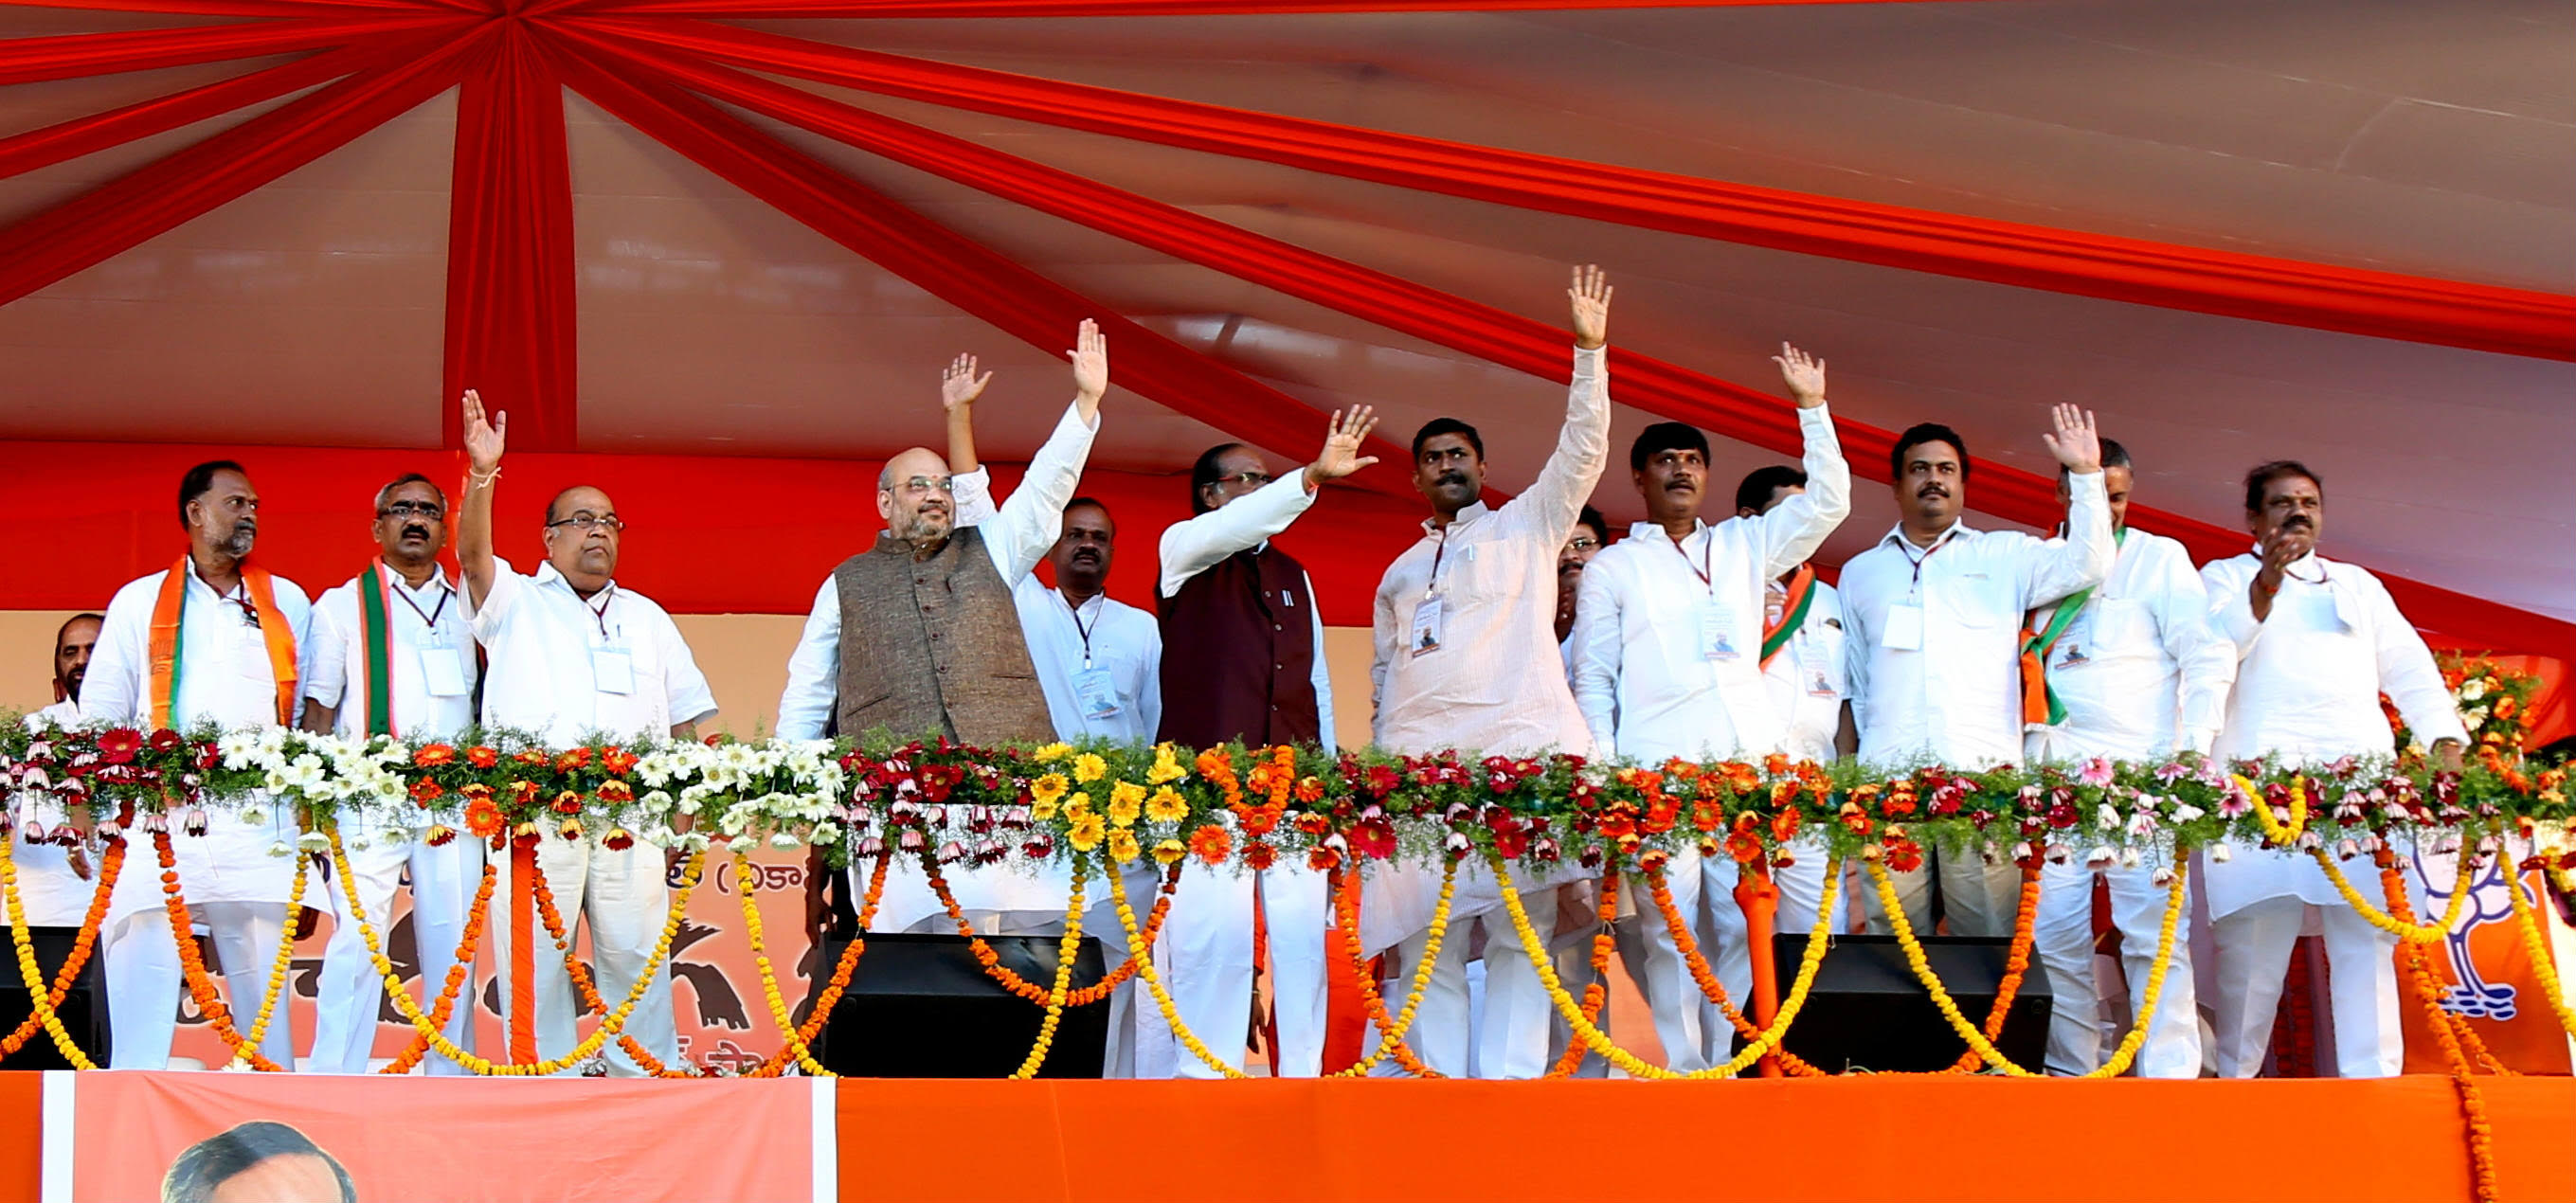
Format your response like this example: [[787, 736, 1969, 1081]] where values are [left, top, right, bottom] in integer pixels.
[[419, 645, 471, 697], [1882, 602, 1925, 651], [1411, 595, 1445, 656], [1072, 666, 1123, 719], [591, 646, 636, 695]]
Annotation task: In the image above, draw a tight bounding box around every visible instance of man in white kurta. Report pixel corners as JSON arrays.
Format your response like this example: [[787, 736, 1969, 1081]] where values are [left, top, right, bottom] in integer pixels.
[[1569, 343, 1848, 1070], [2200, 460, 2465, 1079], [1366, 266, 1612, 1079], [775, 351, 1104, 941], [81, 460, 310, 1069], [458, 392, 719, 1076], [11, 616, 104, 932], [2021, 443, 2232, 1077], [297, 474, 485, 1073], [1837, 410, 2111, 1010]]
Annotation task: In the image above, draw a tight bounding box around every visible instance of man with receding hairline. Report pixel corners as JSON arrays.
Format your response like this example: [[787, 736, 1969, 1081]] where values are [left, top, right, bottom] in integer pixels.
[[457, 391, 718, 1075]]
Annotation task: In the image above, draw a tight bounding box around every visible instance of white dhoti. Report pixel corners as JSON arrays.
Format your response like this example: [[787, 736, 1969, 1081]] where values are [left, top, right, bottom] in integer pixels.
[[101, 803, 303, 1070], [1364, 859, 1565, 1080], [489, 832, 676, 1077], [308, 829, 484, 1073]]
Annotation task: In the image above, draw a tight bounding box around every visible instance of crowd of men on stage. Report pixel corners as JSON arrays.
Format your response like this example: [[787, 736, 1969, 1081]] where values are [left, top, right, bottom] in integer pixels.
[[15, 265, 2468, 1080]]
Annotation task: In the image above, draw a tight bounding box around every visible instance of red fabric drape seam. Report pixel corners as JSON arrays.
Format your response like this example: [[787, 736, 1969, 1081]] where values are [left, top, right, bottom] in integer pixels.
[[0, 26, 492, 307], [0, 15, 455, 86], [0, 0, 469, 15], [441, 22, 579, 452], [546, 39, 1420, 497], [589, 17, 2576, 362], [557, 26, 2576, 660], [0, 27, 471, 181], [570, 0, 1981, 17]]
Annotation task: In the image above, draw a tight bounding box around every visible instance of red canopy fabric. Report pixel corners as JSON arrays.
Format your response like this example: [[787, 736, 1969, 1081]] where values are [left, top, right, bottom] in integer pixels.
[[4, 0, 2571, 658]]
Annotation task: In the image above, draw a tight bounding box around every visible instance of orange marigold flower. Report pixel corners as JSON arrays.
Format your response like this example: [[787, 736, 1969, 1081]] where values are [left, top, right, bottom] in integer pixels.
[[1187, 824, 1233, 866], [412, 744, 458, 768], [409, 778, 445, 806], [1294, 776, 1325, 804], [557, 747, 594, 771]]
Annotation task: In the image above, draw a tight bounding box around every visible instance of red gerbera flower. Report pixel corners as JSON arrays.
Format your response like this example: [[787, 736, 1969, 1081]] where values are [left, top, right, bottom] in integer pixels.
[[147, 729, 183, 753], [96, 728, 141, 764], [1240, 839, 1277, 871], [556, 747, 593, 771], [409, 778, 445, 806]]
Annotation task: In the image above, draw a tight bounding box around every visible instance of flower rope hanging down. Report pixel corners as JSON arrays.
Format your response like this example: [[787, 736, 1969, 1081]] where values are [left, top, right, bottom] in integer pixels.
[[1639, 862, 1823, 1078], [1, 832, 123, 1068], [2376, 862, 2504, 1200], [1107, 853, 1250, 1080], [917, 842, 1175, 1007], [320, 827, 496, 1076], [529, 853, 710, 1078], [2376, 852, 2514, 1078], [1493, 851, 1842, 1079], [2313, 843, 2481, 944], [153, 831, 288, 1072], [1006, 857, 1090, 1080], [748, 846, 892, 1078], [2503, 854, 2576, 1040], [1324, 861, 1456, 1079], [1544, 861, 1622, 1079], [227, 844, 313, 1067]]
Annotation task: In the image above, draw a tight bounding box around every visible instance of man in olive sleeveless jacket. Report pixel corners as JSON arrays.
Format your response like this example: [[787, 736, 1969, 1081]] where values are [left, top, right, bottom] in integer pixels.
[[776, 321, 1108, 746]]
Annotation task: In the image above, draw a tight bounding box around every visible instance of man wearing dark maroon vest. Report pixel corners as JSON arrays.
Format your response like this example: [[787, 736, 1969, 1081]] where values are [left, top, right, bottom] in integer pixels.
[[1147, 404, 1378, 1077]]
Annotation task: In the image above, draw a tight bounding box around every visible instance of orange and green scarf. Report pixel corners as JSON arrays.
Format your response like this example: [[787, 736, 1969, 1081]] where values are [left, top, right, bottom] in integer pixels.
[[148, 556, 298, 730], [2019, 528, 2126, 727], [1758, 564, 1818, 671]]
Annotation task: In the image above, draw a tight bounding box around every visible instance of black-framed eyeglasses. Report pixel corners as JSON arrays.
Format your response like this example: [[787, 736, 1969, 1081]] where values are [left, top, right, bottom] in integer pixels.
[[548, 514, 626, 533], [378, 501, 445, 520], [1211, 471, 1272, 488]]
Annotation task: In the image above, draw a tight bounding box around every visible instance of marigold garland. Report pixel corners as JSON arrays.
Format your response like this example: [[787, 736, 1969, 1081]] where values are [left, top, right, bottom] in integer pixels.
[[2502, 858, 2576, 1041], [1006, 859, 1089, 1080], [2374, 853, 2514, 1078], [2311, 845, 2480, 944], [1638, 864, 1823, 1078], [2237, 772, 2310, 848], [1543, 865, 1622, 1079], [226, 848, 311, 1066], [153, 831, 288, 1071], [1492, 852, 1841, 1079], [916, 847, 1176, 1008], [746, 848, 892, 1078], [1943, 865, 2041, 1074], [1107, 856, 1251, 1080], [1325, 862, 1455, 1078], [2378, 861, 2500, 1201], [368, 845, 498, 1076], [1, 833, 122, 1067], [528, 856, 704, 1077]]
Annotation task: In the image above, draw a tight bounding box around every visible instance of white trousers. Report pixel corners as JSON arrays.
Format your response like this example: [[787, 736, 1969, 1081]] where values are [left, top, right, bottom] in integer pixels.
[[488, 835, 676, 1076], [1685, 844, 1835, 1066], [2038, 864, 2203, 1078], [1370, 889, 1559, 1079], [308, 835, 484, 1074], [104, 902, 294, 1070], [1131, 864, 1331, 1079], [2210, 897, 2402, 1079]]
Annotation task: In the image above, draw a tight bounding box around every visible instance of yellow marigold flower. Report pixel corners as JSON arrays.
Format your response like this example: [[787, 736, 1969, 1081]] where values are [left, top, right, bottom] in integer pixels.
[[1068, 812, 1107, 853], [1147, 744, 1188, 785], [1073, 752, 1108, 783], [1145, 786, 1189, 824], [1064, 791, 1092, 819], [1034, 742, 1072, 763], [1152, 838, 1188, 866], [1031, 773, 1069, 805], [1107, 829, 1143, 864], [1107, 781, 1147, 828]]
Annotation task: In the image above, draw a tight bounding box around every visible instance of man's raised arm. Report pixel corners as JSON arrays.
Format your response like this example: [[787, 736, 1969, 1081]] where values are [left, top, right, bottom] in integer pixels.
[[458, 388, 506, 611], [1500, 265, 1612, 542], [987, 320, 1108, 583]]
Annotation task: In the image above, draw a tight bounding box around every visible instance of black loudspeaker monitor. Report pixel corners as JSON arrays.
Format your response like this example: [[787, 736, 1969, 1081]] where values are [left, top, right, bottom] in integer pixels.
[[1753, 933, 2051, 1074], [805, 931, 1108, 1078], [0, 925, 111, 1070]]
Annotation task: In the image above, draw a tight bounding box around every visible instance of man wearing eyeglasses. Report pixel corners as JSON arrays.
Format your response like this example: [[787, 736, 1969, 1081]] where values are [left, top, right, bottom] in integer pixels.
[[457, 392, 719, 1076], [297, 473, 483, 1073], [81, 460, 314, 1068], [1567, 345, 1850, 1071], [2200, 461, 2465, 1079]]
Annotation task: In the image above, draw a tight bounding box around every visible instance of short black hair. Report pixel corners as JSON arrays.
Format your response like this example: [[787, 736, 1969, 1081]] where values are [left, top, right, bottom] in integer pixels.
[[55, 612, 103, 651], [1573, 504, 1607, 542], [1411, 418, 1484, 462], [176, 459, 247, 526], [162, 1121, 354, 1203], [1188, 442, 1250, 515], [1734, 465, 1808, 514], [1629, 422, 1709, 473], [373, 472, 446, 514], [1063, 495, 1113, 530], [2243, 459, 2322, 513], [2061, 438, 2129, 483], [1889, 423, 1969, 482]]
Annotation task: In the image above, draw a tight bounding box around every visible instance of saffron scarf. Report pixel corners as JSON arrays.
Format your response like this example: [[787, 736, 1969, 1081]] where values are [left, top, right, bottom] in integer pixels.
[[147, 556, 297, 730], [2019, 528, 2127, 727], [1757, 564, 1817, 671]]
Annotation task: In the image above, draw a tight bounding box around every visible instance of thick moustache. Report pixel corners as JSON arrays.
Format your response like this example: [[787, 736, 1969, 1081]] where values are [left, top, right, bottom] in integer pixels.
[[1917, 485, 1949, 499]]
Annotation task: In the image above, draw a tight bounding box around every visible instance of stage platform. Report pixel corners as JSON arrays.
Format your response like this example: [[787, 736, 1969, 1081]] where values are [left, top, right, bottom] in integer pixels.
[[3, 1072, 2569, 1202]]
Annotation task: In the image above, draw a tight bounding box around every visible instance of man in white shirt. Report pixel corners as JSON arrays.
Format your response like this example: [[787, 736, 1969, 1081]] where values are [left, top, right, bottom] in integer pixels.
[[2021, 440, 2231, 1077], [12, 616, 104, 930], [2201, 460, 2466, 1079], [1837, 410, 2111, 973], [458, 392, 719, 1076], [297, 473, 484, 1073], [82, 460, 312, 1069], [1366, 265, 1612, 1079], [777, 332, 1108, 944], [1569, 343, 1848, 1069], [1555, 506, 1609, 655]]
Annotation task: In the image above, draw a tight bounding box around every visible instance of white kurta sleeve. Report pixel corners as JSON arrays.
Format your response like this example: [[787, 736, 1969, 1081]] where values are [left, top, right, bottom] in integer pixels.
[[302, 596, 351, 709], [1137, 620, 1164, 740], [950, 467, 996, 528], [1370, 576, 1398, 746], [1493, 344, 1611, 546], [1753, 404, 1852, 578], [2149, 542, 2231, 754], [468, 557, 525, 645], [984, 403, 1101, 584], [657, 611, 719, 731], [775, 576, 842, 740], [1306, 569, 1337, 755], [1567, 558, 1625, 761], [2368, 572, 2468, 747], [2200, 557, 2265, 658], [1158, 474, 1318, 598], [78, 581, 151, 726], [1840, 572, 1875, 745], [2017, 471, 2114, 608]]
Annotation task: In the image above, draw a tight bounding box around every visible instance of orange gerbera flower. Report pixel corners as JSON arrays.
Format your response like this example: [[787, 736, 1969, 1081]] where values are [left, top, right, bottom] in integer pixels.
[[1187, 823, 1233, 866], [466, 745, 499, 768], [412, 744, 458, 768], [463, 797, 505, 838], [409, 778, 445, 806]]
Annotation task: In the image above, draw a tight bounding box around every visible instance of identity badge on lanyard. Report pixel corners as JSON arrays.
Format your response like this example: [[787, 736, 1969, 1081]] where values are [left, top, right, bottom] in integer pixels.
[[1411, 532, 1450, 657], [1070, 606, 1122, 719], [1670, 530, 1737, 661], [399, 583, 471, 697], [585, 587, 636, 695], [1796, 637, 1836, 697], [1883, 531, 1949, 652]]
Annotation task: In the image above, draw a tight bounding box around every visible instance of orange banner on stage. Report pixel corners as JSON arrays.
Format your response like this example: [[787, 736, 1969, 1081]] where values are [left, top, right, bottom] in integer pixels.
[[2400, 856, 2576, 1074]]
